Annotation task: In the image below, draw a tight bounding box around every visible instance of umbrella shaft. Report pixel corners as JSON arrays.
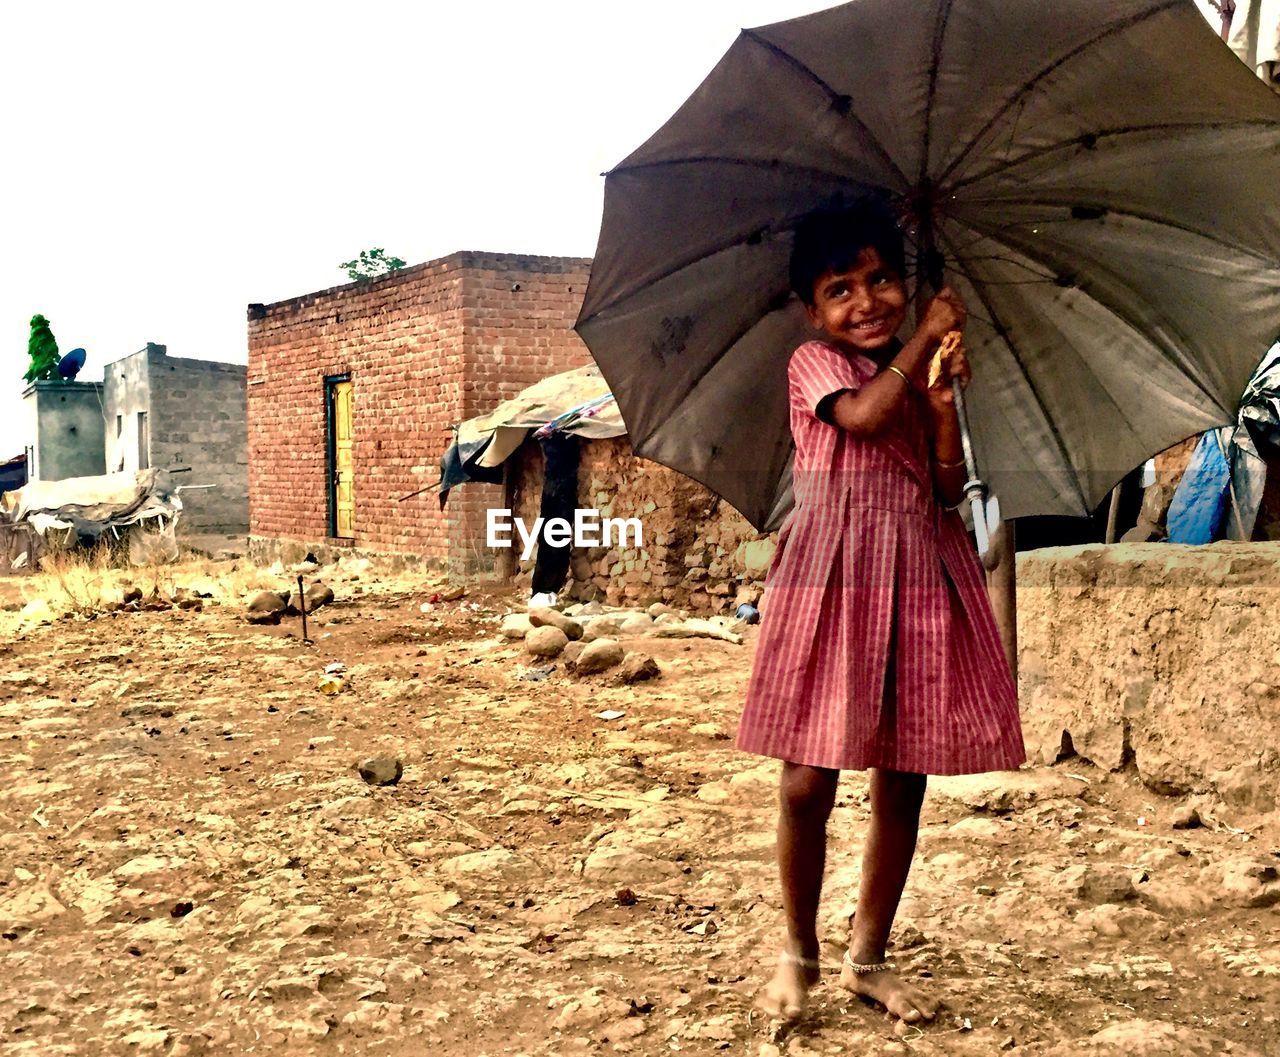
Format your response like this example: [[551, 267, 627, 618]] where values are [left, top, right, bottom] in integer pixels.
[[951, 377, 980, 482]]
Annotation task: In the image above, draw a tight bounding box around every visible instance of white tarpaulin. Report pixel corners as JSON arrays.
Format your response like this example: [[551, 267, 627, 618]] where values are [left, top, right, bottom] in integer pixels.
[[0, 469, 182, 563], [455, 364, 627, 468]]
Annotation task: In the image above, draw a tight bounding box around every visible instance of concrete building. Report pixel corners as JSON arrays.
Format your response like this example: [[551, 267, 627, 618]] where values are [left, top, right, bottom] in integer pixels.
[[20, 381, 107, 482], [102, 343, 248, 535], [246, 251, 593, 571]]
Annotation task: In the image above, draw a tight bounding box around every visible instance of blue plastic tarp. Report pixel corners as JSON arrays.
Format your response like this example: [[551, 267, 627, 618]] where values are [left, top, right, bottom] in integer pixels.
[[1167, 430, 1232, 544]]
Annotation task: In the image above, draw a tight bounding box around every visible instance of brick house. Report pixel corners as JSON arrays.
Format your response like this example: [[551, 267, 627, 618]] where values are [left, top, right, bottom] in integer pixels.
[[246, 252, 592, 571]]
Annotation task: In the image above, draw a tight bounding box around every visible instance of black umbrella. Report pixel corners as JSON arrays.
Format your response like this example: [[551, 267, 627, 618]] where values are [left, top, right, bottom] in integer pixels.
[[576, 0, 1280, 533]]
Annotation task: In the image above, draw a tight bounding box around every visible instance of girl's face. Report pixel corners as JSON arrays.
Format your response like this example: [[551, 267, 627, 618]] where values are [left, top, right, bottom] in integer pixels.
[[805, 247, 908, 352]]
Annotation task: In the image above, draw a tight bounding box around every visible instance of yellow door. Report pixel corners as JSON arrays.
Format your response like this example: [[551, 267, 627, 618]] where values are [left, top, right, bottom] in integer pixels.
[[333, 380, 355, 537]]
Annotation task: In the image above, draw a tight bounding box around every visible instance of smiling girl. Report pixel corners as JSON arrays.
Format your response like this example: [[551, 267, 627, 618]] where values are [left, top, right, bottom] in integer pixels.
[[738, 201, 1024, 1025]]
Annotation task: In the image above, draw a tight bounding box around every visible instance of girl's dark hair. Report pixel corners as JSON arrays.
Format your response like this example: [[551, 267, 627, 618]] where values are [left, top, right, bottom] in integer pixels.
[[789, 199, 907, 305]]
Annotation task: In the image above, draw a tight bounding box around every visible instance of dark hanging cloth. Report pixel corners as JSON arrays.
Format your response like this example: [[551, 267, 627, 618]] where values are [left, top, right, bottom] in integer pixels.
[[531, 433, 579, 596], [437, 434, 504, 509]]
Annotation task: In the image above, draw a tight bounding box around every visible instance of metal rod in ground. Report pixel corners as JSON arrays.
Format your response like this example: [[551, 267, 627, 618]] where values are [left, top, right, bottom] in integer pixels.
[[297, 574, 311, 644]]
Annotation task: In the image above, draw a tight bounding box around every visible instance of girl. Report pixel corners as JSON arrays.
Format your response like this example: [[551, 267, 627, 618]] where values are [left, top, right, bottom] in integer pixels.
[[738, 201, 1025, 1025]]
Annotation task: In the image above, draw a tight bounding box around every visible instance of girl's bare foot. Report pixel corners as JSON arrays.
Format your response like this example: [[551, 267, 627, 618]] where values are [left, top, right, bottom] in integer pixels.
[[754, 947, 822, 1022], [838, 954, 942, 1024]]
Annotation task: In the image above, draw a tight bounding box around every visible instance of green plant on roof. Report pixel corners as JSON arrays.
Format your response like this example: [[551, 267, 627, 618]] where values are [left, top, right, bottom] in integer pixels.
[[24, 314, 59, 385], [340, 248, 407, 282]]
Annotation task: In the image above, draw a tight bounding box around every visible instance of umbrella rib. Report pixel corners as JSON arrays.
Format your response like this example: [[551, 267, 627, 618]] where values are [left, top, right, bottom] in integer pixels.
[[577, 170, 878, 329], [936, 227, 1088, 512], [956, 195, 1278, 269], [935, 0, 1183, 187], [949, 214, 1230, 413], [949, 119, 1280, 201], [919, 0, 957, 185], [607, 154, 877, 188], [739, 29, 910, 188]]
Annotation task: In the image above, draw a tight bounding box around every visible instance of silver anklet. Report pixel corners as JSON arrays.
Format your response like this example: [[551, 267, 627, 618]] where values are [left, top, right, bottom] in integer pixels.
[[843, 950, 892, 975]]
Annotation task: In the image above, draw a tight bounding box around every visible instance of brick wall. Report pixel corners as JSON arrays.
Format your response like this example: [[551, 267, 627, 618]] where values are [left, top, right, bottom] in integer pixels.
[[247, 252, 591, 569]]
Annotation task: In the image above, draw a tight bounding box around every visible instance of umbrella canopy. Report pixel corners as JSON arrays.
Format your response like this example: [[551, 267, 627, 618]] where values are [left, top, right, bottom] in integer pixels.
[[577, 0, 1280, 532]]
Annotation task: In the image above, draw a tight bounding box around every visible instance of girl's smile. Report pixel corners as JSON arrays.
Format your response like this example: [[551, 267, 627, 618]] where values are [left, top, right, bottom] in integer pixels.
[[805, 247, 908, 358]]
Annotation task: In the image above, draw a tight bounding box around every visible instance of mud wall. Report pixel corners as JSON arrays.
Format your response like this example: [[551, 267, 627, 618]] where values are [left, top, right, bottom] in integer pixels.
[[1018, 542, 1280, 807]]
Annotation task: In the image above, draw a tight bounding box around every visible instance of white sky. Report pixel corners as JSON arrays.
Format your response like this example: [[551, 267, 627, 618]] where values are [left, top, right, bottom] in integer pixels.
[[1, 0, 1223, 460]]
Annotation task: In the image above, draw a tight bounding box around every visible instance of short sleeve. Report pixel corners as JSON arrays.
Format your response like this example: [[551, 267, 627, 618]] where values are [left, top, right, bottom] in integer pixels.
[[789, 341, 863, 420]]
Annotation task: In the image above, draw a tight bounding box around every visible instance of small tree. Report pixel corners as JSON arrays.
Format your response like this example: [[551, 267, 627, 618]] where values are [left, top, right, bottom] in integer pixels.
[[24, 314, 59, 384], [340, 248, 407, 282]]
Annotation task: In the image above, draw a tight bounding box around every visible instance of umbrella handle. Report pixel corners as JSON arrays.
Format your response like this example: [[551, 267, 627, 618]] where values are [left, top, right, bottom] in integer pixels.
[[952, 376, 995, 559]]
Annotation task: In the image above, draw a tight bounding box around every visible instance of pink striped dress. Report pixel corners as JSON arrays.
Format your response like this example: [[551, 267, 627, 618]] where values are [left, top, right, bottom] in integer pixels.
[[736, 340, 1025, 776]]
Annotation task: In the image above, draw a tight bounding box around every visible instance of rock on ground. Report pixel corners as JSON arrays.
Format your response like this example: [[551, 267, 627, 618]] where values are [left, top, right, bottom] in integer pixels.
[[525, 626, 569, 658], [616, 652, 660, 684], [356, 756, 403, 786], [529, 608, 583, 640], [572, 638, 625, 674], [245, 590, 287, 625]]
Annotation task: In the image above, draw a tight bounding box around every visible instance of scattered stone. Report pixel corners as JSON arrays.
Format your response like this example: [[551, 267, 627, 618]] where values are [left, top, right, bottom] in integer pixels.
[[441, 848, 519, 878], [288, 581, 335, 614], [246, 590, 288, 625], [616, 652, 661, 684], [931, 769, 1083, 813], [356, 756, 403, 786], [172, 588, 203, 611], [525, 626, 569, 658], [581, 615, 625, 642], [1170, 804, 1202, 829], [1041, 1018, 1263, 1056], [1210, 857, 1280, 908], [529, 607, 583, 640], [737, 538, 776, 577], [562, 640, 586, 665], [553, 987, 631, 1032], [1075, 903, 1164, 939], [601, 1017, 648, 1042], [1211, 760, 1275, 813], [1058, 864, 1135, 904], [572, 638, 625, 675], [618, 613, 654, 635], [500, 613, 533, 640], [440, 585, 467, 602]]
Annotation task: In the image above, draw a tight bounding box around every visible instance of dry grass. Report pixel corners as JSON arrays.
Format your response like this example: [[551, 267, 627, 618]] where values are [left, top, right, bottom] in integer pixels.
[[37, 543, 119, 615]]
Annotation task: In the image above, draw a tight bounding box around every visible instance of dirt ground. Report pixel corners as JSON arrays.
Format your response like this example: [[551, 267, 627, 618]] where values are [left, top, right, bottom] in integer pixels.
[[1, 559, 1278, 1056]]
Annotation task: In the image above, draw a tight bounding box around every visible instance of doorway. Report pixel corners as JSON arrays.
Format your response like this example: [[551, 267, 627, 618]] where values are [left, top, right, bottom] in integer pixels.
[[325, 376, 355, 539]]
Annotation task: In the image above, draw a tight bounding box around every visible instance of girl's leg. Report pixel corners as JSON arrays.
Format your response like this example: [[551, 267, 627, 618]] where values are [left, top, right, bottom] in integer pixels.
[[755, 762, 840, 1020], [840, 767, 942, 1023]]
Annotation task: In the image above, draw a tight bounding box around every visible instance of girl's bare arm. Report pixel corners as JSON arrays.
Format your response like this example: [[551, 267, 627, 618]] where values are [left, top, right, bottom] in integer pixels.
[[826, 330, 936, 437], [827, 287, 965, 438]]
